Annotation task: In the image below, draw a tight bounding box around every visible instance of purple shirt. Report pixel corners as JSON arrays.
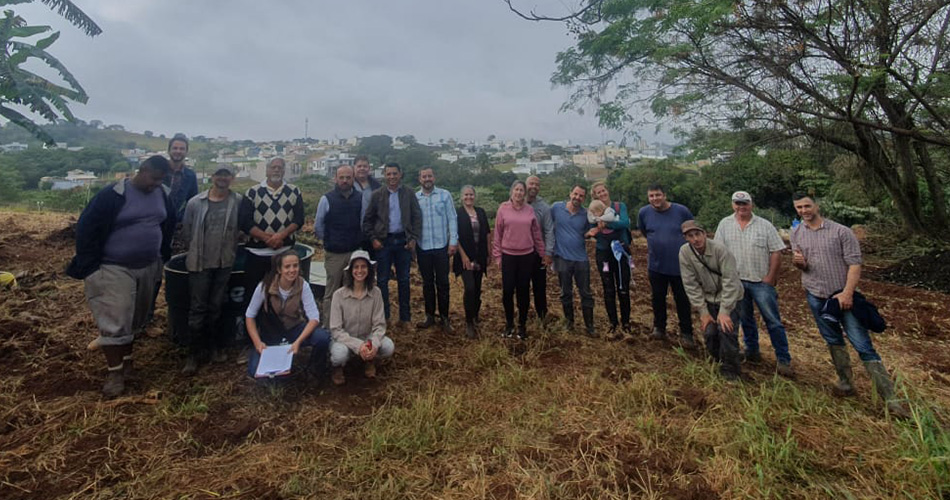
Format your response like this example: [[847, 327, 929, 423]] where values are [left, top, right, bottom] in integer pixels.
[[638, 202, 694, 275], [102, 180, 166, 268]]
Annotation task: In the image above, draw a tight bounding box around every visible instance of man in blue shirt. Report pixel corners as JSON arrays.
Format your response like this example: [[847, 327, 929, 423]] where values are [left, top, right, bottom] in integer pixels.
[[637, 184, 696, 347], [415, 167, 458, 333], [551, 185, 596, 336]]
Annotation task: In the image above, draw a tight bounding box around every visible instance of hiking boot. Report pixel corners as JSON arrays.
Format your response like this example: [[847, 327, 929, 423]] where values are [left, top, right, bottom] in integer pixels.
[[722, 371, 741, 382], [211, 349, 227, 364], [829, 345, 856, 397], [743, 350, 763, 364], [102, 369, 125, 398], [465, 322, 477, 339], [607, 324, 624, 341], [649, 327, 668, 341], [332, 367, 345, 385], [122, 358, 134, 379], [415, 315, 436, 330], [181, 354, 199, 376], [776, 362, 796, 379], [582, 307, 596, 337], [516, 325, 528, 341], [441, 317, 454, 335], [680, 334, 697, 350], [864, 360, 911, 418], [364, 361, 377, 379]]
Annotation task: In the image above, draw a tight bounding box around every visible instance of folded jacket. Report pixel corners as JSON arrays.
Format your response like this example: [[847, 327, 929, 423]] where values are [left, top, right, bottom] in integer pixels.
[[820, 290, 886, 333]]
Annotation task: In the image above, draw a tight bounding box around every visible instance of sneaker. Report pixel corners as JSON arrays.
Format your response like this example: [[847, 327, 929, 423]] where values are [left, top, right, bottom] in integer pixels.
[[516, 325, 528, 341], [332, 367, 345, 386], [744, 351, 763, 364], [415, 316, 436, 330], [607, 325, 624, 341], [649, 327, 668, 341], [776, 362, 795, 378], [502, 325, 514, 339], [441, 318, 454, 335], [364, 362, 377, 379]]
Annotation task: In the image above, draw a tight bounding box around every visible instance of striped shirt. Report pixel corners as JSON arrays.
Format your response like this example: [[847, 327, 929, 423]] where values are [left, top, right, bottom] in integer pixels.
[[416, 186, 458, 251], [714, 214, 786, 282], [790, 218, 862, 298]]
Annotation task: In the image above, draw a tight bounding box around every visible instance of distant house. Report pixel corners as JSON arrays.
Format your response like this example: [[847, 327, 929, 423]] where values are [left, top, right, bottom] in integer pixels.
[[0, 142, 28, 153], [316, 152, 356, 176], [513, 156, 565, 175], [65, 170, 98, 184], [439, 153, 459, 163]]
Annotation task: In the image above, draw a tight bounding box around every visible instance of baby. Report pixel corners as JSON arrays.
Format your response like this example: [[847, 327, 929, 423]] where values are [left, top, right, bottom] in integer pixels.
[[588, 199, 618, 224]]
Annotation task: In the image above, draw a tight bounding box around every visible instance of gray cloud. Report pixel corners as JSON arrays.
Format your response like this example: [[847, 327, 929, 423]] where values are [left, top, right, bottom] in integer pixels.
[[17, 1, 650, 144]]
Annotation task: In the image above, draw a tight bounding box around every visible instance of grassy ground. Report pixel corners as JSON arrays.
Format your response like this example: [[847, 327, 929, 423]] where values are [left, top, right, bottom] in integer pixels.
[[1, 210, 949, 499]]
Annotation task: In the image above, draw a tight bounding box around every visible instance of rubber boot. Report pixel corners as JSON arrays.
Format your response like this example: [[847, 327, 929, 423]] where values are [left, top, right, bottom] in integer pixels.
[[863, 360, 911, 418], [121, 343, 134, 379], [828, 345, 856, 397], [101, 344, 126, 398], [582, 307, 596, 337], [562, 304, 575, 331]]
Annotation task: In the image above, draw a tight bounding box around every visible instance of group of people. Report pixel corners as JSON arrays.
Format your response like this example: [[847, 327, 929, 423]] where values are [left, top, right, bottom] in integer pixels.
[[68, 138, 908, 416]]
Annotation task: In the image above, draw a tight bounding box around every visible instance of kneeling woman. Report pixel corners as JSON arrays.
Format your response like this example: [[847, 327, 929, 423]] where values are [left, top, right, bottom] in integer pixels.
[[328, 250, 395, 385], [245, 250, 330, 377]]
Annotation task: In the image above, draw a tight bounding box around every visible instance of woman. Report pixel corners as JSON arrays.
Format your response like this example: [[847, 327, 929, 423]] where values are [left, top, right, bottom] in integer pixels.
[[328, 250, 395, 385], [587, 181, 633, 339], [244, 250, 330, 378], [493, 180, 545, 339], [454, 185, 490, 338]]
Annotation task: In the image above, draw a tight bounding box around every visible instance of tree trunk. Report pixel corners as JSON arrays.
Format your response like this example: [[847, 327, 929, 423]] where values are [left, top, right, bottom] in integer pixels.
[[853, 127, 929, 234], [912, 141, 950, 235]]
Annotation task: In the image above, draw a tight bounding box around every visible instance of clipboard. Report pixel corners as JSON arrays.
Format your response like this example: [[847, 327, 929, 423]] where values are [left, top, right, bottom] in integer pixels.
[[255, 345, 293, 378]]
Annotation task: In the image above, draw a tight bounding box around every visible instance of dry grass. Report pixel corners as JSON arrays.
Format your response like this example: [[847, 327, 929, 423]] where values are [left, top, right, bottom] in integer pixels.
[[1, 210, 949, 499]]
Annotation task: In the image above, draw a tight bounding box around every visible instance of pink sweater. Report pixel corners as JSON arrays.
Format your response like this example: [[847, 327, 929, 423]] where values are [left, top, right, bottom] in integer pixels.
[[493, 201, 545, 263]]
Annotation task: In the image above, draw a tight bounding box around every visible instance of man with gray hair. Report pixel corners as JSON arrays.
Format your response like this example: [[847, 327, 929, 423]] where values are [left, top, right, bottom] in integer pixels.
[[714, 191, 794, 378]]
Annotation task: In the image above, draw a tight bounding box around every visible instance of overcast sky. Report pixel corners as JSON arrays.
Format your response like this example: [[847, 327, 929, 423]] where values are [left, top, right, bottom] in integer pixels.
[[17, 1, 659, 145]]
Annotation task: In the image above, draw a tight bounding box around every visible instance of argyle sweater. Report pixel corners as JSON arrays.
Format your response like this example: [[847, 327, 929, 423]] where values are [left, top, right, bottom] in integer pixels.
[[245, 182, 305, 249]]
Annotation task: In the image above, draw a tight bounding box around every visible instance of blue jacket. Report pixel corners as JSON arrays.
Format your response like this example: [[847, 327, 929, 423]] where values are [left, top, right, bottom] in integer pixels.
[[820, 290, 887, 333], [66, 180, 177, 280]]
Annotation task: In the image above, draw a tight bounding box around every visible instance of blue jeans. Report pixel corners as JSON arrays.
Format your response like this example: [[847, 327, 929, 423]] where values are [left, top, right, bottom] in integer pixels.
[[376, 233, 413, 322], [247, 322, 330, 377], [805, 292, 881, 362], [739, 281, 791, 364]]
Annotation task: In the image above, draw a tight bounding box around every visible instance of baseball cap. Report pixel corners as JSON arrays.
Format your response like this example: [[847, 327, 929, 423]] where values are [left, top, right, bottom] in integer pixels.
[[681, 220, 705, 235], [732, 191, 752, 203]]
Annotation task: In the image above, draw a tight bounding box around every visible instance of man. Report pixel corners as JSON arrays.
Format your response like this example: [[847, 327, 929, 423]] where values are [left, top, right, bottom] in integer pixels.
[[679, 221, 744, 380], [165, 133, 199, 224], [638, 184, 696, 347], [66, 156, 176, 397], [353, 155, 381, 195], [179, 168, 251, 375], [714, 191, 794, 377], [315, 165, 366, 320], [244, 157, 305, 291], [415, 167, 458, 333], [526, 175, 555, 324], [791, 193, 909, 417], [551, 184, 596, 336], [362, 162, 422, 324]]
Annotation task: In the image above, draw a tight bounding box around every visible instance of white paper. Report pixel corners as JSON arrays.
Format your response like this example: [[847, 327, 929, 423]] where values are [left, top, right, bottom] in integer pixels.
[[255, 345, 293, 378]]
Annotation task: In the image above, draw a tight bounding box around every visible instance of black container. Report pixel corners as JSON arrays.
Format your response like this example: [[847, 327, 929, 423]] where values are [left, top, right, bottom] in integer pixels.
[[164, 243, 316, 345]]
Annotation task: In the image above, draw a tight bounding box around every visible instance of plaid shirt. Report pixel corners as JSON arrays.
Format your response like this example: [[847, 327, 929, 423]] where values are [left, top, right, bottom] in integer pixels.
[[714, 214, 786, 282], [790, 218, 862, 298], [415, 186, 458, 251]]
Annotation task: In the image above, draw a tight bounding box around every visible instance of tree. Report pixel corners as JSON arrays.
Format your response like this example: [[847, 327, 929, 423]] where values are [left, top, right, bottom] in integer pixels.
[[0, 1, 101, 145], [508, 0, 950, 237]]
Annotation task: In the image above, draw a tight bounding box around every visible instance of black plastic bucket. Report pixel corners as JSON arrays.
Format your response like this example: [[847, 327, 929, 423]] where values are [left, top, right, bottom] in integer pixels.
[[164, 243, 315, 345]]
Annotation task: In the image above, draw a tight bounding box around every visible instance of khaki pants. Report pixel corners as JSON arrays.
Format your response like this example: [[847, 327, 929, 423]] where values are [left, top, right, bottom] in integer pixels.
[[322, 250, 353, 321], [84, 261, 162, 346]]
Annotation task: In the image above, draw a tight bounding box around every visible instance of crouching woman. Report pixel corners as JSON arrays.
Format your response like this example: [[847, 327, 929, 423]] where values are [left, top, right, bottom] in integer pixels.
[[245, 250, 330, 378], [328, 250, 395, 385]]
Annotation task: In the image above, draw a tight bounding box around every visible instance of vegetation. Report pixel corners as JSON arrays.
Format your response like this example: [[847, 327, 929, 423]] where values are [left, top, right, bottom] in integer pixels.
[[508, 0, 950, 238], [0, 0, 100, 144]]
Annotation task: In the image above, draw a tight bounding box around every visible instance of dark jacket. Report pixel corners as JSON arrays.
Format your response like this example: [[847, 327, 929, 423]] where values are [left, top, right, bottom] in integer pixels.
[[66, 180, 176, 280], [820, 290, 887, 333], [362, 184, 422, 244], [453, 206, 489, 275], [163, 166, 199, 221], [323, 187, 364, 253]]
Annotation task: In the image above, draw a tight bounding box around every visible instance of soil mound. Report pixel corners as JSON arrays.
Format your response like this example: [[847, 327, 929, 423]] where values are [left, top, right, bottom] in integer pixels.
[[875, 249, 950, 293]]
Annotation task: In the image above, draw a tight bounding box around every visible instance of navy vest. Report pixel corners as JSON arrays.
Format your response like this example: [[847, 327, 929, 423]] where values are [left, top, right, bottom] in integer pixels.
[[324, 188, 363, 253]]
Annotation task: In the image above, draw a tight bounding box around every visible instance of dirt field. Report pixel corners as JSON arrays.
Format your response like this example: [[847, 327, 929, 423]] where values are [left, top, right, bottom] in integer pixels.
[[1, 210, 948, 499]]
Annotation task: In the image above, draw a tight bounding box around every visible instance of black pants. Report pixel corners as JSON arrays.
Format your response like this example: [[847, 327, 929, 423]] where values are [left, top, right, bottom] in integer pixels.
[[648, 270, 693, 336], [417, 246, 450, 319], [502, 253, 535, 327], [530, 253, 548, 319], [188, 267, 231, 351], [460, 269, 484, 324], [595, 247, 631, 327], [703, 303, 741, 376]]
